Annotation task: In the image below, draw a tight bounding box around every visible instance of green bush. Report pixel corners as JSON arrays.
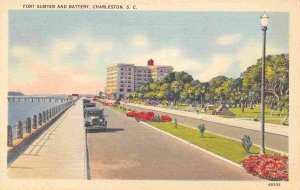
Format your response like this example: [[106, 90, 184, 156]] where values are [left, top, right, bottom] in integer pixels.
[[241, 135, 252, 153], [197, 124, 206, 137]]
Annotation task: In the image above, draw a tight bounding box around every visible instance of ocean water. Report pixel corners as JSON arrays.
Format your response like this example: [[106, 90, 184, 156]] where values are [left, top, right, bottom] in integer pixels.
[[8, 100, 63, 138], [8, 101, 62, 125]]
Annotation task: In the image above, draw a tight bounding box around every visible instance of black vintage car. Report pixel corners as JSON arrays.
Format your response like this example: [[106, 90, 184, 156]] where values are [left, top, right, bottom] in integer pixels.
[[84, 107, 107, 132], [83, 102, 96, 109], [83, 102, 96, 117], [82, 98, 90, 104]]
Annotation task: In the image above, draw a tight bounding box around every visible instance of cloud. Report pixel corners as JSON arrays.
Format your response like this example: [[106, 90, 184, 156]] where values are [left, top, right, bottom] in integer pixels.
[[131, 34, 150, 47], [216, 33, 243, 46], [9, 33, 112, 94], [235, 40, 286, 72], [196, 54, 233, 81], [9, 58, 105, 94], [9, 31, 286, 94], [125, 47, 203, 76]]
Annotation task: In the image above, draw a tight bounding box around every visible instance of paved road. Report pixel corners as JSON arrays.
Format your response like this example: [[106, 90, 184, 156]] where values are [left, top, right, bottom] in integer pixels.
[[8, 100, 85, 179], [124, 104, 288, 153], [87, 105, 258, 180]]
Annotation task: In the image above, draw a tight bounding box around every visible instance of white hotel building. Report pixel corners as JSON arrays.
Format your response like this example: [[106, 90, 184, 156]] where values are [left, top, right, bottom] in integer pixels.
[[105, 59, 173, 99]]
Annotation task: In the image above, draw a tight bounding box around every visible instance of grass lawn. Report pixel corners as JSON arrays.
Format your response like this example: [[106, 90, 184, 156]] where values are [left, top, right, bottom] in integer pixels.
[[224, 106, 288, 125], [149, 122, 277, 164], [226, 106, 288, 118]]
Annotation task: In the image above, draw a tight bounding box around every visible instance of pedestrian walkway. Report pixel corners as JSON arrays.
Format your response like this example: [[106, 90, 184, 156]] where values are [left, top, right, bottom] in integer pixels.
[[8, 99, 85, 179]]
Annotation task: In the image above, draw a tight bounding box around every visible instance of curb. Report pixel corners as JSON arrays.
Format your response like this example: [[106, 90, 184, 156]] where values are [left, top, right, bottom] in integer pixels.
[[140, 121, 243, 169], [84, 129, 91, 180]]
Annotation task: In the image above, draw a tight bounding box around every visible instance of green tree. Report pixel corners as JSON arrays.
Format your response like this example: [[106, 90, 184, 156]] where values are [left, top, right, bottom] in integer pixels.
[[242, 54, 289, 114]]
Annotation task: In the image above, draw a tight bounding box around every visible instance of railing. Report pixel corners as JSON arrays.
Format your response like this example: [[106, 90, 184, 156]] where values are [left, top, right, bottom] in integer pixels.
[[7, 99, 77, 147], [7, 96, 71, 103]]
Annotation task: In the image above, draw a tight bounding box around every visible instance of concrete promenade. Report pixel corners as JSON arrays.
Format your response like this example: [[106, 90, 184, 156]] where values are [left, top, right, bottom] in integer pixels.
[[123, 103, 288, 153], [8, 100, 85, 179]]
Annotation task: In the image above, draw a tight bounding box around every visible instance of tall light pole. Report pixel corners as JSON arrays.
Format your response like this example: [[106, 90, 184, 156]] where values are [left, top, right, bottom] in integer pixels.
[[260, 12, 269, 154]]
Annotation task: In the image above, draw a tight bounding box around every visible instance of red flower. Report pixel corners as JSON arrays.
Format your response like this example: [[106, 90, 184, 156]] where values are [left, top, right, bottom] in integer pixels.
[[126, 111, 155, 117], [126, 111, 139, 117], [135, 115, 155, 122], [161, 115, 172, 122], [242, 154, 288, 181]]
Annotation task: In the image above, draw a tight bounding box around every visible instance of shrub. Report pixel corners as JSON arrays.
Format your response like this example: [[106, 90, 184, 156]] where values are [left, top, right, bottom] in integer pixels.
[[197, 124, 206, 137], [242, 154, 288, 181], [281, 116, 288, 126], [155, 114, 161, 122], [174, 119, 177, 128], [253, 114, 259, 122], [241, 135, 252, 153]]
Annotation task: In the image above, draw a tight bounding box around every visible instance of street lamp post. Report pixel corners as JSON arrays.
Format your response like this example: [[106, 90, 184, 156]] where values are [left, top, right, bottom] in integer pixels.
[[260, 12, 269, 154]]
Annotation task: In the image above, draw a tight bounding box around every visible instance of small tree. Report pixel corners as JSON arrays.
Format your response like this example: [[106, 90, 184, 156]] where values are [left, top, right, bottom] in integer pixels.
[[174, 119, 177, 128], [241, 135, 252, 153], [197, 124, 206, 137], [156, 114, 161, 122]]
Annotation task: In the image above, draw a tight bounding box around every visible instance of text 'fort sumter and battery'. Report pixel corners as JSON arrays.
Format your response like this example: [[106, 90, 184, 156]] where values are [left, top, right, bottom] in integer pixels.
[[23, 4, 137, 10]]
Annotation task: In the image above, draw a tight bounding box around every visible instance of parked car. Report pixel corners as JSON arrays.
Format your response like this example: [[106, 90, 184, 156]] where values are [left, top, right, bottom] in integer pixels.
[[84, 107, 107, 132], [83, 103, 96, 117], [82, 98, 90, 104], [83, 102, 96, 109]]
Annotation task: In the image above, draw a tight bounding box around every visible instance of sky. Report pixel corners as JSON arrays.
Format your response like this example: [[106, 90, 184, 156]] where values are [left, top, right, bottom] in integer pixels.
[[9, 11, 289, 94]]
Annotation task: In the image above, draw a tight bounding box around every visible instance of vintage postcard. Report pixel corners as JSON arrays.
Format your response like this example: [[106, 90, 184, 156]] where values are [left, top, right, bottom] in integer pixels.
[[0, 0, 299, 189]]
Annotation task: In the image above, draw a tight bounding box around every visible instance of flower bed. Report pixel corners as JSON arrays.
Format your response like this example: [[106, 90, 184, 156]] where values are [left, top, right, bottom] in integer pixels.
[[126, 110, 172, 122], [126, 111, 154, 117], [103, 102, 113, 106], [161, 115, 172, 122], [242, 154, 288, 181], [135, 115, 156, 122]]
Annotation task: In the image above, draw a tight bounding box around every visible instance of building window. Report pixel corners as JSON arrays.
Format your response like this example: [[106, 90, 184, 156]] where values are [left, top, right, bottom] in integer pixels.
[[127, 89, 132, 92], [120, 88, 123, 92]]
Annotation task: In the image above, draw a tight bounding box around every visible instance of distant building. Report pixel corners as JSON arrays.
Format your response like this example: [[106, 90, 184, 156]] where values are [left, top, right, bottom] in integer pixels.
[[105, 59, 173, 99]]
